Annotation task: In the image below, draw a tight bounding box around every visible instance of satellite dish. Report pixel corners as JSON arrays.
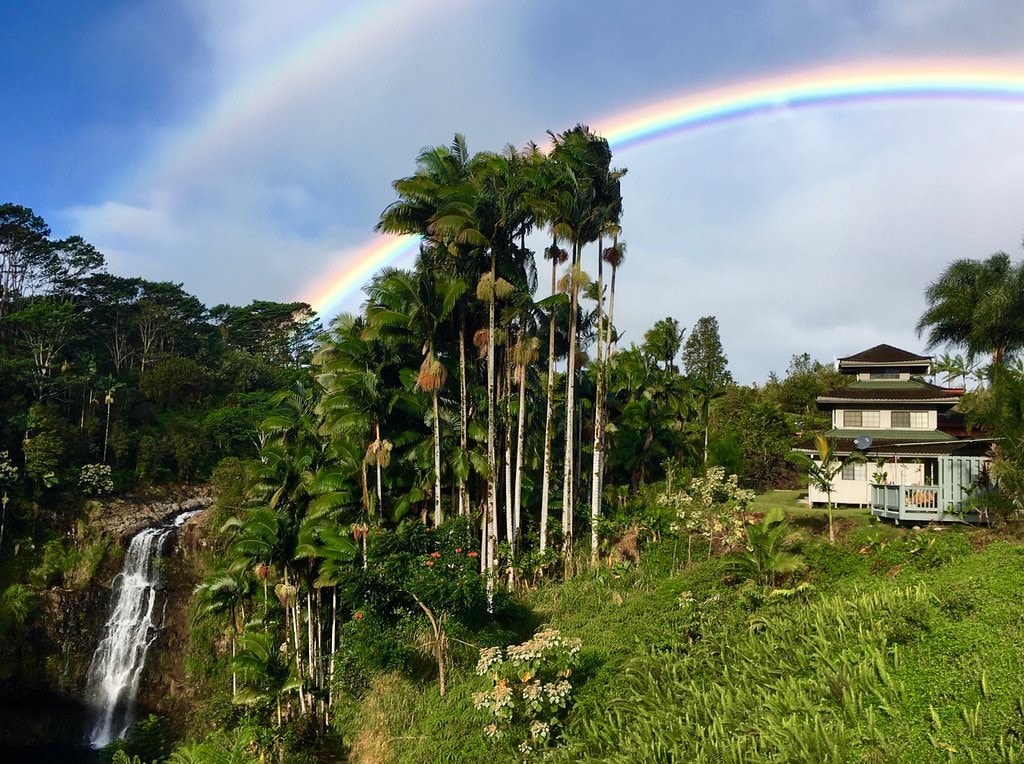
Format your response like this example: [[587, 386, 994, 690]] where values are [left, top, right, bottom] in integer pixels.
[[853, 436, 873, 451]]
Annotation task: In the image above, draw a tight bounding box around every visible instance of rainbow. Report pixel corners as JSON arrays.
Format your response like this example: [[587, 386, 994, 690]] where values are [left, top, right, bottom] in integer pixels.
[[305, 233, 419, 322], [305, 59, 1024, 319], [133, 0, 469, 190]]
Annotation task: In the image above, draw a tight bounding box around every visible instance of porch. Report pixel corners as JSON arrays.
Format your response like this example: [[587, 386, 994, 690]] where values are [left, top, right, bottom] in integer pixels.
[[869, 456, 988, 524]]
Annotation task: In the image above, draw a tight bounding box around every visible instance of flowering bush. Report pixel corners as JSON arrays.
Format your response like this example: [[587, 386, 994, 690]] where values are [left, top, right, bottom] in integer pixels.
[[0, 451, 18, 488], [671, 467, 756, 551], [474, 629, 582, 756], [78, 463, 114, 495]]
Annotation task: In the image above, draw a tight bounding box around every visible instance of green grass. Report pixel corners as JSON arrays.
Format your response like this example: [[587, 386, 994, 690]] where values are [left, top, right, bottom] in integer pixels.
[[347, 519, 1024, 763]]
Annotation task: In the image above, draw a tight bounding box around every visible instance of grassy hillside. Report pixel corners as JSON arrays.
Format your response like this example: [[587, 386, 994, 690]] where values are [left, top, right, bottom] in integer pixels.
[[345, 500, 1024, 763]]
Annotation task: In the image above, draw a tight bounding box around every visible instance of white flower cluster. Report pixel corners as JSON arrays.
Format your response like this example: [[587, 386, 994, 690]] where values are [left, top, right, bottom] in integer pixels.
[[476, 645, 503, 675], [542, 679, 572, 706], [0, 452, 18, 486], [78, 463, 113, 495], [506, 629, 581, 666], [529, 720, 550, 740]]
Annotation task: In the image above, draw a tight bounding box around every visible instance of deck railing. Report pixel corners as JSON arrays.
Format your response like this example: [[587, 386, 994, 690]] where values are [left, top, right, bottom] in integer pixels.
[[870, 484, 949, 522]]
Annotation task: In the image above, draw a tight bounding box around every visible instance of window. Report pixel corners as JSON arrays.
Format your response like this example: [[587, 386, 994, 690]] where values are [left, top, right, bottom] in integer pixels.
[[869, 370, 900, 380], [892, 411, 929, 428], [842, 463, 866, 481], [845, 410, 879, 427]]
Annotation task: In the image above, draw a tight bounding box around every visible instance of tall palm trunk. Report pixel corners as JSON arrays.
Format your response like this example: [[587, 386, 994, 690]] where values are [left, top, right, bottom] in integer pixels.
[[601, 253, 620, 493], [328, 587, 337, 722], [540, 256, 558, 553], [458, 309, 468, 516], [590, 236, 605, 564], [433, 387, 442, 525], [504, 354, 514, 557], [513, 334, 528, 555], [486, 252, 498, 602], [375, 421, 383, 512], [562, 242, 581, 556]]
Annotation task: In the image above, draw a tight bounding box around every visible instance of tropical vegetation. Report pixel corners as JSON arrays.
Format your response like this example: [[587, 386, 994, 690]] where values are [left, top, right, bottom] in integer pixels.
[[2, 133, 1024, 763]]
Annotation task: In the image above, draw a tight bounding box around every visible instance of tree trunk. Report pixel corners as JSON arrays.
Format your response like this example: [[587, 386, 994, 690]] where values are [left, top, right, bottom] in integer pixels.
[[433, 388, 443, 526], [562, 243, 580, 556], [540, 257, 558, 554], [513, 344, 527, 555], [486, 253, 498, 603], [458, 309, 469, 516], [375, 421, 383, 514], [504, 355, 514, 557], [328, 587, 337, 717], [590, 236, 605, 565]]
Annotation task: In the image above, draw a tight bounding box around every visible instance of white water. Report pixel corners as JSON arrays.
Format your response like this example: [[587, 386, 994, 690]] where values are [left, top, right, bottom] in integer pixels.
[[85, 510, 199, 748]]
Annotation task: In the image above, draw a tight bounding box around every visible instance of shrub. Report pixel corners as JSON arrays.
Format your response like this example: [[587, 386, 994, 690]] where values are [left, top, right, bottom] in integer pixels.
[[671, 466, 756, 553], [474, 629, 583, 757], [78, 463, 114, 495]]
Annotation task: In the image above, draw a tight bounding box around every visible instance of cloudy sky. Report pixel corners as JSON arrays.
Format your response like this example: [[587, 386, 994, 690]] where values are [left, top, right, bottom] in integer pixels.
[[3, 1, 1024, 382]]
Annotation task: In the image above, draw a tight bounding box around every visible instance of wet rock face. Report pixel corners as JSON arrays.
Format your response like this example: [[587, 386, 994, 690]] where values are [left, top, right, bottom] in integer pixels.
[[88, 486, 213, 542]]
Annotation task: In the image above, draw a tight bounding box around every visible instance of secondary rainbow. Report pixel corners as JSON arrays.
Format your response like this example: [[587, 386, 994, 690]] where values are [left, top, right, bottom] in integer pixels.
[[305, 59, 1024, 320], [130, 0, 469, 191]]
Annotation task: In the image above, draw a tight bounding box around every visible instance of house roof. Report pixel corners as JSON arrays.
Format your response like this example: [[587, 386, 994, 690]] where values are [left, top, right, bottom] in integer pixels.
[[837, 344, 932, 366], [818, 379, 961, 405]]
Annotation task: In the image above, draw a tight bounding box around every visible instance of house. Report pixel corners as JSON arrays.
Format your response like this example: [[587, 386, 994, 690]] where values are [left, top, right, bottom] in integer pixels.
[[799, 344, 993, 522]]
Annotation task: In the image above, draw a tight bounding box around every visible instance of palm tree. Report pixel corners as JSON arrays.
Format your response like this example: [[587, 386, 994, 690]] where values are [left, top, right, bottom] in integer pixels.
[[378, 135, 478, 518], [548, 125, 625, 557], [364, 261, 466, 526], [432, 147, 536, 586], [511, 330, 540, 552], [233, 630, 301, 728], [538, 244, 569, 553], [194, 570, 253, 695], [916, 252, 1024, 366], [316, 314, 399, 519], [602, 238, 625, 357], [789, 435, 863, 544]]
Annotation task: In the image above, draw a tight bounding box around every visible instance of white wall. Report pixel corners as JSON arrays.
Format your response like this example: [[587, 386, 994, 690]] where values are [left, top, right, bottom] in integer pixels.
[[808, 460, 926, 506]]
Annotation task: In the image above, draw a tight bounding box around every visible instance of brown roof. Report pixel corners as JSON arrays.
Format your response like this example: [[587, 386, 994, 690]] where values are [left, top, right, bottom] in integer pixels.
[[818, 383, 960, 404], [837, 344, 931, 366]]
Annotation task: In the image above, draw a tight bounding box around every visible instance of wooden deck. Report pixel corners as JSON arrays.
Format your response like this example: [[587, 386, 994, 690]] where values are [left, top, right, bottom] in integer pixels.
[[869, 455, 989, 524], [870, 483, 981, 524]]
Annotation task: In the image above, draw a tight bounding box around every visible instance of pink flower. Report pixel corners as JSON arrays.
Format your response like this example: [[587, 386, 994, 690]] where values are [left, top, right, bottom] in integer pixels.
[[468, 551, 479, 558], [455, 547, 462, 553], [354, 612, 364, 621], [425, 560, 434, 566]]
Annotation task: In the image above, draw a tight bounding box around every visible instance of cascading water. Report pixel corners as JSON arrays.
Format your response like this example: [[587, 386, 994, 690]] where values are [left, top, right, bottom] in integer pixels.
[[85, 510, 200, 748]]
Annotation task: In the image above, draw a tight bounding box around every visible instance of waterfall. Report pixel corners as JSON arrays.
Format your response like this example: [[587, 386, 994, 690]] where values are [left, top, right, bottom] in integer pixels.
[[85, 510, 199, 748]]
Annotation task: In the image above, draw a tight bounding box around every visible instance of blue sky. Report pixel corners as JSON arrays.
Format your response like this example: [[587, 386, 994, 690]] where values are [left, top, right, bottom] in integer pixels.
[[3, 1, 1024, 382]]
